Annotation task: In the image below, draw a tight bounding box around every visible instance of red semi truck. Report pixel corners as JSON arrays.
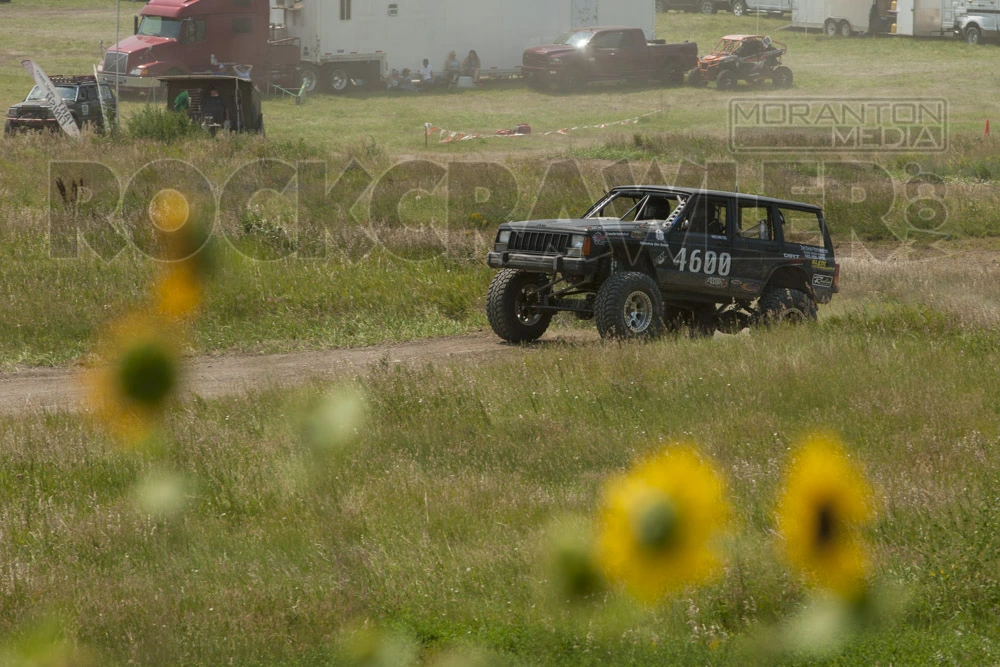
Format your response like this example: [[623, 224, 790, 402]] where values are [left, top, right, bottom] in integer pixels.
[[97, 0, 299, 93]]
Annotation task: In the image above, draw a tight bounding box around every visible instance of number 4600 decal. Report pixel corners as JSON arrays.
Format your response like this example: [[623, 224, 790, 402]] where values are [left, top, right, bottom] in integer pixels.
[[673, 248, 732, 277]]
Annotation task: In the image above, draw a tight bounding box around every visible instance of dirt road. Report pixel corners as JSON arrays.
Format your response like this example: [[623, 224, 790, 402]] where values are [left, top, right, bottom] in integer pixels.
[[0, 330, 596, 415]]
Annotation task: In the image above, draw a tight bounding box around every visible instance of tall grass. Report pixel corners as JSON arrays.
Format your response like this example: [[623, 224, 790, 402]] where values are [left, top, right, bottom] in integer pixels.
[[2, 272, 1000, 663]]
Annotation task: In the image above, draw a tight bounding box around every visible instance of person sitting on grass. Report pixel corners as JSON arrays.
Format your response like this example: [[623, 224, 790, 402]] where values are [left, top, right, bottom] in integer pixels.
[[461, 49, 481, 84], [443, 51, 461, 84], [418, 58, 434, 89]]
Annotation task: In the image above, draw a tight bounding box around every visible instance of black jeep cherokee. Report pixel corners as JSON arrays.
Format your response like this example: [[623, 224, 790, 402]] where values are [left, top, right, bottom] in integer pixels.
[[4, 75, 117, 136], [485, 185, 839, 342]]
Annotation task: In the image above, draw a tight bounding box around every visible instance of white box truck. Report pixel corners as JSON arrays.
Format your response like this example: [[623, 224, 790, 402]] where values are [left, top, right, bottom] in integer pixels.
[[276, 0, 656, 92]]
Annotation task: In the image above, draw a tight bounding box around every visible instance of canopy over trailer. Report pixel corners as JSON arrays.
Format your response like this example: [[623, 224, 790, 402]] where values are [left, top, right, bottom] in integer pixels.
[[159, 75, 263, 133]]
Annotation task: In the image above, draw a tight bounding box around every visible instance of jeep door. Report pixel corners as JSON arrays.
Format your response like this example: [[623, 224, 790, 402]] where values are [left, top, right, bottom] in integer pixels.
[[661, 194, 734, 296], [730, 198, 780, 298]]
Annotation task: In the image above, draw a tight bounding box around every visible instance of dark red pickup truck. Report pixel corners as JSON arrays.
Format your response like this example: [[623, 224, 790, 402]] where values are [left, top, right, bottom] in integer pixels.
[[522, 26, 698, 91]]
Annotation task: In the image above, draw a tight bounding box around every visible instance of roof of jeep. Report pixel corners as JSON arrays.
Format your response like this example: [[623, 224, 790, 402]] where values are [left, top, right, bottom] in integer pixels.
[[608, 185, 822, 212]]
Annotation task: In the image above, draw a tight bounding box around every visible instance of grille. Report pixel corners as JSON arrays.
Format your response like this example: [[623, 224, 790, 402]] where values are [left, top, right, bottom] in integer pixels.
[[508, 231, 570, 254], [103, 51, 128, 75], [522, 53, 547, 68]]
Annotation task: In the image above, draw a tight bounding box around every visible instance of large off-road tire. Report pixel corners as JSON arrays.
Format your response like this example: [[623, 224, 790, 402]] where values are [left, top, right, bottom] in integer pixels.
[[757, 287, 817, 325], [659, 62, 686, 86], [595, 272, 664, 340], [824, 19, 838, 36], [716, 69, 737, 90], [966, 25, 982, 44], [328, 66, 352, 94], [732, 0, 747, 16], [486, 269, 552, 343], [688, 67, 707, 87], [772, 65, 793, 88]]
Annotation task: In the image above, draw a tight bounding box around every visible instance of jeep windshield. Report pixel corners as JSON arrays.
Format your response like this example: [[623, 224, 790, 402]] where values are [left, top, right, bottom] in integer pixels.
[[553, 30, 594, 48], [585, 191, 689, 223], [137, 16, 183, 39], [714, 39, 743, 54], [25, 85, 77, 102]]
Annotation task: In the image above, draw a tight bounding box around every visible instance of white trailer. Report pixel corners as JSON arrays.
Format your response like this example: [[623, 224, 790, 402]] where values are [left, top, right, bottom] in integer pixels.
[[274, 0, 656, 92], [792, 0, 956, 35], [792, 0, 874, 35]]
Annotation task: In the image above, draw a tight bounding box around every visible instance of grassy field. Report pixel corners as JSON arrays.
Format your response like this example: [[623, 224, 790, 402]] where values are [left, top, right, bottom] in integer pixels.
[[2, 257, 1000, 665], [2, 2, 1000, 664]]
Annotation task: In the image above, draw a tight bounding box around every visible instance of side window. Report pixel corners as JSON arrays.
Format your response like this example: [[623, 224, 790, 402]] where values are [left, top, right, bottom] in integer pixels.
[[100, 85, 115, 102], [184, 19, 207, 42], [685, 197, 729, 236], [737, 202, 774, 241], [591, 31, 623, 49], [233, 17, 252, 33], [622, 30, 646, 50], [776, 207, 824, 249]]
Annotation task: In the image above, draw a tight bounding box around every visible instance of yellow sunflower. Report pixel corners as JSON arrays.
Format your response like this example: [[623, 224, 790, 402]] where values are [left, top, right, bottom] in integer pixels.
[[775, 434, 874, 600], [597, 446, 731, 603], [82, 312, 183, 446], [153, 262, 203, 319]]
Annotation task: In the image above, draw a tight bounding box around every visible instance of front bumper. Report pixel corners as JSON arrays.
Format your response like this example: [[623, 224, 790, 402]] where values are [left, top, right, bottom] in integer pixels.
[[521, 66, 564, 84], [487, 251, 600, 275]]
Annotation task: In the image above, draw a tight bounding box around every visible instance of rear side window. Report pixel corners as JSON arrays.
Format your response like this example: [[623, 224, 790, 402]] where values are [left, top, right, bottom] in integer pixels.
[[737, 201, 774, 241], [777, 207, 826, 251]]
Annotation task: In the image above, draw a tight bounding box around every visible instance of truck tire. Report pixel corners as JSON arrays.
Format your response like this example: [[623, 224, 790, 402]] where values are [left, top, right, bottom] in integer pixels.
[[824, 19, 838, 36], [839, 20, 852, 37], [716, 69, 737, 90], [732, 0, 747, 15], [758, 287, 816, 325], [965, 25, 982, 44], [486, 269, 552, 343], [659, 62, 686, 86], [699, 0, 716, 13], [328, 66, 352, 94], [300, 64, 320, 93], [772, 66, 793, 88], [595, 272, 664, 340], [559, 66, 585, 92]]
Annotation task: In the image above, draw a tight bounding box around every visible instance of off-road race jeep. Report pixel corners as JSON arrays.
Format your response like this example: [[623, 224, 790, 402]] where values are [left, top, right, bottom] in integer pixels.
[[485, 186, 839, 342], [4, 75, 116, 136], [688, 35, 792, 90]]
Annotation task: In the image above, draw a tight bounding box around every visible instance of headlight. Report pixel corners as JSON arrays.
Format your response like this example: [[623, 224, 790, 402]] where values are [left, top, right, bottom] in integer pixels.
[[6, 107, 16, 119], [550, 57, 562, 64], [498, 230, 511, 244], [570, 234, 585, 249]]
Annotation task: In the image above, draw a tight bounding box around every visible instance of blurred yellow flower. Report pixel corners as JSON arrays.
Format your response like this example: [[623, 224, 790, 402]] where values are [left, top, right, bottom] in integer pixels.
[[597, 446, 731, 602], [82, 312, 182, 446], [149, 188, 190, 232], [154, 262, 202, 319], [776, 434, 873, 600]]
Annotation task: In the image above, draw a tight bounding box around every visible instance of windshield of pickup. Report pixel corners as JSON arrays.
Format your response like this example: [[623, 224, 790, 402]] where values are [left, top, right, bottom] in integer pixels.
[[25, 85, 77, 102], [138, 16, 183, 39], [585, 192, 688, 223], [553, 30, 594, 48]]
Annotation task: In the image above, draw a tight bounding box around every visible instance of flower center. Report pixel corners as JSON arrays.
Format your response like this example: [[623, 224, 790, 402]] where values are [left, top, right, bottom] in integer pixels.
[[816, 502, 836, 548], [634, 495, 679, 551]]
